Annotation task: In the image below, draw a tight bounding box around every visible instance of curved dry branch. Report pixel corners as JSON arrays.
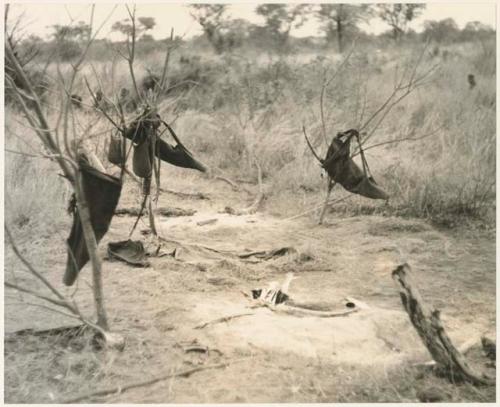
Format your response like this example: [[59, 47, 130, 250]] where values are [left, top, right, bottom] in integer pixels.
[[302, 125, 323, 164]]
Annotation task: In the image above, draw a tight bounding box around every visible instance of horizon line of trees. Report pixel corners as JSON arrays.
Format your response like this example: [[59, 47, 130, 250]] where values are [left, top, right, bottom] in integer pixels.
[[7, 3, 496, 60]]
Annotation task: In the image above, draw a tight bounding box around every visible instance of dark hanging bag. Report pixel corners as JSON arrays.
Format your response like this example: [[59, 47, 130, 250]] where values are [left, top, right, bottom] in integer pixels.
[[323, 130, 389, 200], [64, 155, 122, 286], [132, 139, 153, 178], [108, 133, 126, 165]]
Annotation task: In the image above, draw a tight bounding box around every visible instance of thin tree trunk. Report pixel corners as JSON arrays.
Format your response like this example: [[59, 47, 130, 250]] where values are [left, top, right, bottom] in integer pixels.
[[74, 171, 108, 330], [337, 20, 344, 53], [148, 196, 158, 236]]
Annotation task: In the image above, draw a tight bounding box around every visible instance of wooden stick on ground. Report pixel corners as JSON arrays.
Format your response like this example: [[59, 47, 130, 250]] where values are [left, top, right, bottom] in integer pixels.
[[392, 263, 495, 386], [60, 362, 233, 403], [194, 312, 255, 329]]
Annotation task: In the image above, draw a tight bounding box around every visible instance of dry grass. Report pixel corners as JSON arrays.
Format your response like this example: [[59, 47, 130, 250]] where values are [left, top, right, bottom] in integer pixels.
[[4, 115, 70, 233], [4, 37, 496, 404], [9, 40, 494, 228]]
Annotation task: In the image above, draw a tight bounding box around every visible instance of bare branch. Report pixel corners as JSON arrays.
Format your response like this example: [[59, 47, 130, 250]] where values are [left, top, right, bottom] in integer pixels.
[[159, 28, 175, 93], [5, 281, 71, 310], [124, 4, 142, 102], [5, 41, 76, 183], [5, 225, 67, 301], [319, 41, 356, 146], [302, 125, 323, 164]]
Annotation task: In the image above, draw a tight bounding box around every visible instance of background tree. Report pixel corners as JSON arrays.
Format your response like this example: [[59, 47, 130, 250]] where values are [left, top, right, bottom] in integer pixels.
[[255, 4, 311, 50], [316, 4, 371, 52], [111, 16, 156, 40], [218, 18, 255, 51], [422, 18, 460, 43], [375, 3, 426, 41], [138, 16, 156, 31], [460, 20, 495, 42], [188, 4, 229, 54], [51, 21, 91, 60]]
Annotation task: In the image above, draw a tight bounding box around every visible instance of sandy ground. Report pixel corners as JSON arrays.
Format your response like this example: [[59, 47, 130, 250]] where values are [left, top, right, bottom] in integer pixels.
[[4, 172, 496, 403]]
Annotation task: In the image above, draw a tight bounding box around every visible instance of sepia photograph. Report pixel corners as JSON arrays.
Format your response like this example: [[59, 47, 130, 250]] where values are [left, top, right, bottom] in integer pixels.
[[3, 1, 497, 403]]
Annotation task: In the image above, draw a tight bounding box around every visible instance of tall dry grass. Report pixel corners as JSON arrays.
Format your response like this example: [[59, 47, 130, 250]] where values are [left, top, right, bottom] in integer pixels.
[[5, 38, 496, 230], [5, 114, 71, 233]]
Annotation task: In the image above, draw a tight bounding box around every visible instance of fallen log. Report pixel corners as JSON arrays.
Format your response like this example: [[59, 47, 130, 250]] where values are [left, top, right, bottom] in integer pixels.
[[392, 263, 495, 386]]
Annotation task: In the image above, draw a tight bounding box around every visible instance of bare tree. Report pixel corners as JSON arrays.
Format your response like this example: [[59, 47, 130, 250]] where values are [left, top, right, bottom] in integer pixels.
[[303, 42, 439, 224], [5, 5, 120, 336]]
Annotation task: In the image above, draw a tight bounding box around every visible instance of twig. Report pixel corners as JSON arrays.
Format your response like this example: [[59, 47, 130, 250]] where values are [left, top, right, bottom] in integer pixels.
[[194, 313, 254, 329], [5, 226, 66, 301], [231, 155, 265, 215], [5, 281, 71, 310], [354, 123, 443, 155], [4, 148, 76, 164], [159, 28, 174, 92], [302, 125, 323, 164], [61, 362, 233, 403], [319, 42, 356, 147], [124, 5, 142, 103], [284, 194, 353, 221]]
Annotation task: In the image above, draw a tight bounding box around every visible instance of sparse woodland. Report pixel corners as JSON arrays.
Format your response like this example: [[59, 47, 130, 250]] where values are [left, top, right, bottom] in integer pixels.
[[4, 3, 496, 404]]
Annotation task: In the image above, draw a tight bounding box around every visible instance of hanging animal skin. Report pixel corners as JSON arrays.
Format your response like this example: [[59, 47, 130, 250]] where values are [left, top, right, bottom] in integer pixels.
[[123, 115, 207, 173], [64, 155, 122, 286], [322, 129, 389, 200]]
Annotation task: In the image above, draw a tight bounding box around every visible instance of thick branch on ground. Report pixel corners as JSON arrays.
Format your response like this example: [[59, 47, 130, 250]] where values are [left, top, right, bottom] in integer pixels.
[[392, 263, 495, 386]]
